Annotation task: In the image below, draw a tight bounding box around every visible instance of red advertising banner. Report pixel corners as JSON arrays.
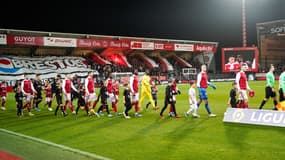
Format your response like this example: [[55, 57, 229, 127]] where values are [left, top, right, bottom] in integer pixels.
[[194, 44, 217, 53], [77, 39, 130, 49], [154, 43, 175, 51], [7, 35, 43, 46], [130, 41, 154, 50], [0, 34, 7, 45]]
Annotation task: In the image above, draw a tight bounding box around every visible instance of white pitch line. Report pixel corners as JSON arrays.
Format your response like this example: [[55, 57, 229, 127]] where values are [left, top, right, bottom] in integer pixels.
[[0, 128, 112, 160]]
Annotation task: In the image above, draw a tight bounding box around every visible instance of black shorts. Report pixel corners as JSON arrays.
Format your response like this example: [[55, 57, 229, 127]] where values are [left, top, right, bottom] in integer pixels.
[[279, 88, 285, 102], [265, 86, 276, 99], [56, 95, 63, 105], [230, 99, 237, 108]]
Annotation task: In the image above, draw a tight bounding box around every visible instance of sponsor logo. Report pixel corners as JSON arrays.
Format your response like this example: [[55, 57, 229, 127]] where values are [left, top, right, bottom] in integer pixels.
[[270, 26, 285, 34]]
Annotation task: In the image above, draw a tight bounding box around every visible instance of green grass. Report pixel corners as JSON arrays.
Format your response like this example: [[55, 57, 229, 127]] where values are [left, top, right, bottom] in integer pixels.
[[0, 81, 285, 160]]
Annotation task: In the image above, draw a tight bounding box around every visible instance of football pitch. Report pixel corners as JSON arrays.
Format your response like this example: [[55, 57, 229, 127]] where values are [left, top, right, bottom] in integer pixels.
[[0, 81, 285, 160]]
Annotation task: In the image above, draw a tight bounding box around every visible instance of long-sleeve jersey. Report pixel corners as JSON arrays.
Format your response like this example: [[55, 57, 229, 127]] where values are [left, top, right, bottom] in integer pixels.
[[266, 71, 275, 87], [197, 71, 208, 88], [279, 72, 285, 92], [165, 85, 173, 101], [62, 78, 77, 94], [188, 87, 197, 104], [129, 75, 139, 93], [236, 71, 250, 90], [85, 77, 95, 94], [33, 80, 43, 93], [15, 91, 24, 102], [141, 74, 151, 93]]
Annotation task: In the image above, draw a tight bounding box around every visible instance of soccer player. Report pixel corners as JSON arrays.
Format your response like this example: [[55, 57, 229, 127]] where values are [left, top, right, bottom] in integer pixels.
[[15, 86, 24, 117], [259, 64, 278, 110], [185, 81, 199, 118], [139, 69, 159, 111], [196, 64, 216, 117], [106, 75, 119, 115], [54, 74, 68, 116], [113, 80, 120, 105], [97, 80, 113, 118], [85, 71, 98, 115], [169, 78, 181, 117], [75, 85, 89, 116], [278, 67, 285, 102], [44, 81, 53, 111], [21, 75, 37, 116], [122, 82, 132, 119], [0, 81, 7, 111], [62, 73, 78, 114], [33, 74, 43, 111], [129, 69, 141, 117], [146, 81, 158, 109], [236, 63, 252, 108], [227, 82, 238, 108], [160, 79, 180, 118]]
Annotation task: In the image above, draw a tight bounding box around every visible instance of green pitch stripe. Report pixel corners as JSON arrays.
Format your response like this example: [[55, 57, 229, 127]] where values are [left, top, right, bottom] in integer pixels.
[[0, 128, 112, 160]]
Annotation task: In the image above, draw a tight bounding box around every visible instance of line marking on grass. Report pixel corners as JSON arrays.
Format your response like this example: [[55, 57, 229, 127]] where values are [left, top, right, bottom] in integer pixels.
[[0, 128, 112, 160]]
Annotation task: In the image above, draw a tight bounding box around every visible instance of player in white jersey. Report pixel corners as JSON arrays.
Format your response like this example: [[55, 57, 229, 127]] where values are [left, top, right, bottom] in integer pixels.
[[185, 81, 199, 118]]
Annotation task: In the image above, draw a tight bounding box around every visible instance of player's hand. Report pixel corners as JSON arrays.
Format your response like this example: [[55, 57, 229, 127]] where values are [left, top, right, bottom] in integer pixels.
[[272, 88, 275, 92], [209, 83, 216, 90], [177, 90, 181, 94]]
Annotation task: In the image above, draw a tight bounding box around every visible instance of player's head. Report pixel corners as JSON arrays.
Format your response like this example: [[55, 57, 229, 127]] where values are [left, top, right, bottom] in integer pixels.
[[24, 74, 29, 80], [145, 69, 150, 75], [240, 63, 247, 71], [269, 64, 275, 72], [123, 82, 129, 88], [201, 64, 207, 72], [66, 73, 71, 79], [133, 69, 138, 75], [189, 81, 195, 87], [88, 71, 93, 77], [35, 74, 41, 80], [56, 74, 61, 80], [168, 79, 173, 85]]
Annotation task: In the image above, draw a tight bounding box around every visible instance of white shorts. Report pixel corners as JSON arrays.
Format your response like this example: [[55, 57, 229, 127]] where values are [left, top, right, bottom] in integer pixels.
[[131, 92, 139, 102], [46, 97, 52, 102], [107, 93, 116, 103], [86, 93, 97, 102], [1, 96, 6, 101], [64, 93, 71, 101], [25, 93, 33, 102], [238, 90, 248, 100]]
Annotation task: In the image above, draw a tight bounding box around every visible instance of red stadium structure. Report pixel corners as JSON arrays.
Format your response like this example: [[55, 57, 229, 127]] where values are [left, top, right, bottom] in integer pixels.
[[0, 28, 218, 87]]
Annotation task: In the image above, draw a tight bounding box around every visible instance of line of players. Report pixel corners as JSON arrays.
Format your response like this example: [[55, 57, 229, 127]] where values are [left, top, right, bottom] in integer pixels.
[[3, 63, 282, 118], [1, 64, 218, 119]]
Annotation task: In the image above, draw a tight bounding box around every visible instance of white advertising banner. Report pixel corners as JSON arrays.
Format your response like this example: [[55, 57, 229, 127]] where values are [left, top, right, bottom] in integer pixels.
[[223, 108, 285, 128], [0, 34, 7, 45], [0, 56, 96, 80], [44, 37, 77, 47], [174, 43, 194, 51]]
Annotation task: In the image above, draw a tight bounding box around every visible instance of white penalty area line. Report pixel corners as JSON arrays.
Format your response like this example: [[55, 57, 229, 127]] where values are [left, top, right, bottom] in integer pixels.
[[0, 128, 112, 160]]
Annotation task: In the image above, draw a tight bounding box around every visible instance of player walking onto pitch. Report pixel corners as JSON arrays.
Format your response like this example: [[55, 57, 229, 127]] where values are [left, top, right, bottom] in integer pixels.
[[62, 73, 78, 115], [139, 69, 159, 111], [278, 67, 285, 102], [129, 69, 141, 117], [85, 71, 99, 116], [122, 82, 132, 119], [0, 81, 7, 111], [185, 81, 199, 118], [21, 75, 37, 116], [196, 64, 216, 117], [235, 63, 253, 108], [259, 64, 278, 110], [160, 79, 180, 118]]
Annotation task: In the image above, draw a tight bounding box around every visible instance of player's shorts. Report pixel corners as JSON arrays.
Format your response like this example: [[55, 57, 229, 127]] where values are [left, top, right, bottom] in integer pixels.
[[131, 92, 139, 102], [1, 96, 6, 101], [86, 93, 97, 102], [238, 90, 248, 100], [64, 93, 71, 101], [265, 86, 276, 99], [46, 97, 52, 102], [107, 93, 116, 103], [198, 87, 208, 100], [25, 93, 33, 102]]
